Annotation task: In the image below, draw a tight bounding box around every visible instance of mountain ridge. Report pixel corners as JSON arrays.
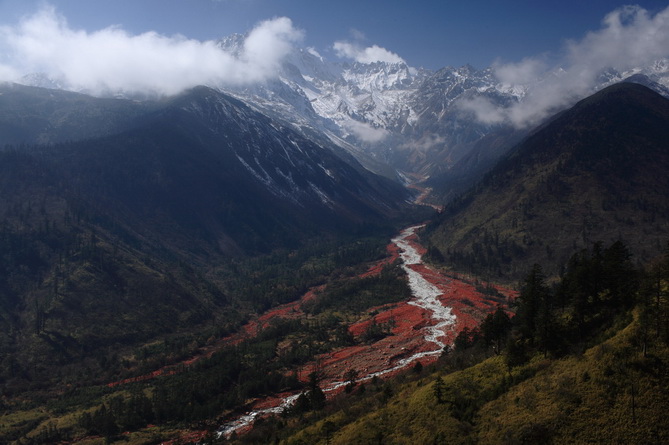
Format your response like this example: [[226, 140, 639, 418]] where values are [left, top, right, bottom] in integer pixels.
[[426, 82, 669, 279], [16, 41, 669, 192], [0, 83, 422, 405], [209, 44, 669, 186]]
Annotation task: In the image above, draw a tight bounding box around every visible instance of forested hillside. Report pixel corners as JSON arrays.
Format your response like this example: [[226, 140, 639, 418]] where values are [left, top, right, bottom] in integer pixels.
[[426, 83, 669, 280]]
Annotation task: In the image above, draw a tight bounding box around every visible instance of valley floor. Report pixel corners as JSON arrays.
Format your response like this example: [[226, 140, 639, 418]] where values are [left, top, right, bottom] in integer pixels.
[[209, 224, 514, 439], [0, 223, 514, 444]]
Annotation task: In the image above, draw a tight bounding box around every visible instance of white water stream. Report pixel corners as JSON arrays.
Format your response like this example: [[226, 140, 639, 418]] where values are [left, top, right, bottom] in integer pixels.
[[217, 225, 456, 438]]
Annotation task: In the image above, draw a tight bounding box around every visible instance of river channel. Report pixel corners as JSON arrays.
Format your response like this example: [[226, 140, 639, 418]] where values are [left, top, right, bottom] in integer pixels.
[[217, 224, 459, 438]]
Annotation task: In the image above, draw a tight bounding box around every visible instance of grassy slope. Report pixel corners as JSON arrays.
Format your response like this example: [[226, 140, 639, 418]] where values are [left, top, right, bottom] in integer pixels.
[[476, 311, 669, 444], [280, 308, 669, 445]]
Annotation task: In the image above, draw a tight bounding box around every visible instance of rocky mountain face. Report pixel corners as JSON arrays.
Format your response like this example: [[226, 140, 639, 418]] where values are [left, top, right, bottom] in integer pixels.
[[17, 33, 669, 195], [397, 65, 521, 179], [210, 41, 669, 197]]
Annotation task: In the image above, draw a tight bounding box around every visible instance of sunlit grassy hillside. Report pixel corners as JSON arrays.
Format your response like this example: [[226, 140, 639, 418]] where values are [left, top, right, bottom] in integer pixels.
[[278, 307, 668, 445]]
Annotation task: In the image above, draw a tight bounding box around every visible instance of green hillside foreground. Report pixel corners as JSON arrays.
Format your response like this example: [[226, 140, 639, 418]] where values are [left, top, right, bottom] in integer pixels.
[[279, 310, 668, 445]]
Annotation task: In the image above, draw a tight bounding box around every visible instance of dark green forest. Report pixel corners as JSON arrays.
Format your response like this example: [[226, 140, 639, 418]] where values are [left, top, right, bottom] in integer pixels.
[[0, 215, 415, 443]]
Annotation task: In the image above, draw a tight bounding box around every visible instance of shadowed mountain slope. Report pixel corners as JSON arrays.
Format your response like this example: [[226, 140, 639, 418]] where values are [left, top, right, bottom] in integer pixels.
[[0, 84, 419, 397], [426, 82, 669, 279], [0, 82, 159, 145]]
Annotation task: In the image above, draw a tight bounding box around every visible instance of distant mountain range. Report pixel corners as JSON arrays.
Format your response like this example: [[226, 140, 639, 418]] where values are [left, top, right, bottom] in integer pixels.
[[206, 42, 669, 193], [19, 40, 669, 196]]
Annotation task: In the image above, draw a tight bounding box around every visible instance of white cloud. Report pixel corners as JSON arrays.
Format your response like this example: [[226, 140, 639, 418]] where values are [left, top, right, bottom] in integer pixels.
[[243, 16, 303, 73], [306, 46, 322, 59], [463, 5, 669, 128], [346, 120, 389, 143], [399, 134, 446, 152], [0, 5, 303, 96], [333, 41, 405, 64], [458, 96, 507, 125], [493, 56, 548, 86], [349, 28, 367, 41]]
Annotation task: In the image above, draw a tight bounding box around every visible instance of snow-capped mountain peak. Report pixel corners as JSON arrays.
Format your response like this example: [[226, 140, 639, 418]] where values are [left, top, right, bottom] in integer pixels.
[[16, 31, 669, 185]]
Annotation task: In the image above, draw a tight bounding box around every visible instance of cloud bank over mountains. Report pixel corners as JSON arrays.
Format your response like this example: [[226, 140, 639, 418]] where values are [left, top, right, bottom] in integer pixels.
[[461, 5, 669, 128], [0, 6, 304, 95], [0, 3, 668, 130], [0, 4, 404, 96], [333, 41, 405, 64]]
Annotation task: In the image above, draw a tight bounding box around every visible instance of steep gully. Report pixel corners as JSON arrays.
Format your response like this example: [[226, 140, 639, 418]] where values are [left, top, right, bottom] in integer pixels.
[[215, 224, 516, 438]]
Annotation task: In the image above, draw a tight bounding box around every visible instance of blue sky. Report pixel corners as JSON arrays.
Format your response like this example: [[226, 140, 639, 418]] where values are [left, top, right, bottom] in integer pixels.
[[1, 0, 668, 69], [1, 0, 669, 106]]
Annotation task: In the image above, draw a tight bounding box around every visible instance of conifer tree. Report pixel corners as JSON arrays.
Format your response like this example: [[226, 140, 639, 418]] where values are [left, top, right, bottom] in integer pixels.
[[515, 264, 550, 342], [433, 376, 445, 404]]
